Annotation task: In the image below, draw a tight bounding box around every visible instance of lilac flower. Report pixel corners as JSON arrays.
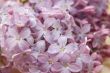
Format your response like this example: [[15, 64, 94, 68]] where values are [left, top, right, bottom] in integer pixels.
[[47, 36, 78, 58], [72, 43, 92, 64], [31, 40, 46, 59], [6, 27, 33, 51], [13, 12, 29, 27], [13, 50, 36, 72], [51, 58, 82, 73], [0, 1, 37, 27], [0, 0, 109, 73], [37, 53, 58, 72], [36, 17, 61, 43], [73, 22, 91, 42], [45, 18, 62, 43]]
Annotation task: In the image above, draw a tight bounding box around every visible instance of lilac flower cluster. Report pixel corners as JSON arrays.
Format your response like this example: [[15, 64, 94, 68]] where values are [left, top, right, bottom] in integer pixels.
[[0, 0, 109, 73]]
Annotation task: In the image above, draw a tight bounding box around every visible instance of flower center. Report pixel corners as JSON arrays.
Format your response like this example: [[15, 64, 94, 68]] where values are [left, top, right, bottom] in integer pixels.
[[60, 48, 65, 52], [19, 0, 28, 4], [16, 36, 20, 41], [48, 60, 52, 64], [63, 63, 68, 68]]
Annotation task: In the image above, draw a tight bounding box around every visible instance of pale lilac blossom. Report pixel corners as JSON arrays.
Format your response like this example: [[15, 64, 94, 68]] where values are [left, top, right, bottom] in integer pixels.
[[0, 0, 108, 73], [47, 36, 78, 59], [6, 27, 33, 51]]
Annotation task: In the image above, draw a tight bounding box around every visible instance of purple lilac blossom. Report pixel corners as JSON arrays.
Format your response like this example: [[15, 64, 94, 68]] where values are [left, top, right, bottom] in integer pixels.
[[0, 0, 110, 73]]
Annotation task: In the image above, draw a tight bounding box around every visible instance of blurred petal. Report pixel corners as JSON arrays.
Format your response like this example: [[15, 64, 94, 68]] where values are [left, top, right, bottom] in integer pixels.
[[93, 65, 103, 73], [105, 36, 110, 46]]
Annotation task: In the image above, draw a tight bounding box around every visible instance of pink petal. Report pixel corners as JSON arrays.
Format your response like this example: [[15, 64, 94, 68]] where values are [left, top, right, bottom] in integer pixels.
[[79, 44, 90, 54], [60, 53, 71, 63], [64, 43, 78, 53], [26, 36, 34, 45], [37, 30, 44, 39], [37, 54, 48, 63], [44, 18, 56, 28], [51, 62, 62, 72], [80, 54, 92, 63], [39, 62, 51, 72], [44, 32, 53, 44], [68, 59, 82, 72], [6, 38, 17, 50], [56, 52, 65, 59], [7, 27, 18, 38], [93, 65, 103, 73], [18, 40, 29, 50], [47, 44, 60, 54], [31, 52, 39, 59], [52, 30, 61, 41], [61, 68, 71, 73], [14, 12, 28, 27]]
